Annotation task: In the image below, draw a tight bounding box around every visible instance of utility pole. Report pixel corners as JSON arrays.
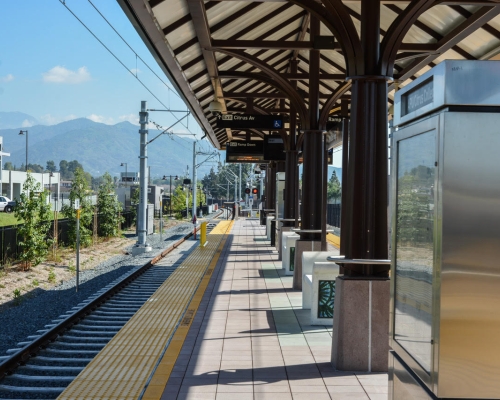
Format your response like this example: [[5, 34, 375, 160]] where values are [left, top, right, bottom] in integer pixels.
[[192, 141, 197, 219], [239, 163, 242, 202], [132, 100, 152, 255]]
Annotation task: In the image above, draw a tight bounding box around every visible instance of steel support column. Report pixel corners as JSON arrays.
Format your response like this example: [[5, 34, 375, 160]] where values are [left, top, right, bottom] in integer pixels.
[[300, 15, 323, 242], [341, 0, 389, 277], [343, 77, 389, 277], [283, 60, 299, 229], [267, 162, 277, 211], [339, 98, 350, 275]]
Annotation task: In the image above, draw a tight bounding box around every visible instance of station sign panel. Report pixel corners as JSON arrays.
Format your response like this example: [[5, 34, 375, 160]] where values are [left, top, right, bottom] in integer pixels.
[[216, 114, 284, 129], [326, 116, 343, 131], [263, 135, 286, 161], [225, 141, 264, 163]]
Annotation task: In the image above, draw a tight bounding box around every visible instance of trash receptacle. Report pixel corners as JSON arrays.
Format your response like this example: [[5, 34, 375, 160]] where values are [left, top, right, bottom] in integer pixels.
[[270, 219, 276, 246]]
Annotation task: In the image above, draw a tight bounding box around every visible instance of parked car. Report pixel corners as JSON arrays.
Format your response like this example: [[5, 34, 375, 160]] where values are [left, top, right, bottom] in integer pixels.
[[0, 196, 16, 213]]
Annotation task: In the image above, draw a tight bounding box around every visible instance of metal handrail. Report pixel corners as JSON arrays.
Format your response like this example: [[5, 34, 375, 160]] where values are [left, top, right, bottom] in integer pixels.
[[326, 255, 391, 265]]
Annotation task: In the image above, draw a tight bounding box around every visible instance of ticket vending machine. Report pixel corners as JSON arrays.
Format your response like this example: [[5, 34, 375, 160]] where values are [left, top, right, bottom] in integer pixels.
[[390, 60, 500, 399]]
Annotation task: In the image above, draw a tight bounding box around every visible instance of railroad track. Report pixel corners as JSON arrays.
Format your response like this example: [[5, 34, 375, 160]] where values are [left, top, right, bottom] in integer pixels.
[[0, 215, 222, 400]]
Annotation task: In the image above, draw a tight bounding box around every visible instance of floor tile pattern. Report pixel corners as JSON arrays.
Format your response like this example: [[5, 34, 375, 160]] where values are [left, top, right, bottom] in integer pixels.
[[161, 219, 389, 400]]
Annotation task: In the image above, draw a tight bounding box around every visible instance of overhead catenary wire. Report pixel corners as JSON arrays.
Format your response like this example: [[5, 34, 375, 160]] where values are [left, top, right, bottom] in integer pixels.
[[87, 0, 180, 101], [58, 0, 198, 136]]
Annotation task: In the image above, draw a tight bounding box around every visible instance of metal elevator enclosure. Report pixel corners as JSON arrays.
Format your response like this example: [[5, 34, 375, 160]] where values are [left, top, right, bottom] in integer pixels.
[[389, 60, 500, 399]]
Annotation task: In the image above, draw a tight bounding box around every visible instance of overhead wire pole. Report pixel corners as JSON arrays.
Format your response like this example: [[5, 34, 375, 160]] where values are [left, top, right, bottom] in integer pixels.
[[132, 101, 152, 255], [192, 141, 197, 219]]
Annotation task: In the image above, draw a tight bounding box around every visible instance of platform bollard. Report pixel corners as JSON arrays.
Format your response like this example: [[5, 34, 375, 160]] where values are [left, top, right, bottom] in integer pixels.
[[200, 221, 207, 247]]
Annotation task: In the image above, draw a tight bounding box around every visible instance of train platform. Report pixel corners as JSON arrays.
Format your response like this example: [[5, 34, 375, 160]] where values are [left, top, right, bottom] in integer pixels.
[[59, 218, 388, 400]]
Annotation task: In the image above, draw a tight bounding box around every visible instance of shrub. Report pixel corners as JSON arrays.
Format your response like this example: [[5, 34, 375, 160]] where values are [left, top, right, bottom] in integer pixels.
[[14, 172, 52, 270]]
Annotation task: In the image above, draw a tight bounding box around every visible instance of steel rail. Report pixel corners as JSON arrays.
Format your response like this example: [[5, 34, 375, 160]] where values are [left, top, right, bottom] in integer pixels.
[[0, 211, 223, 380]]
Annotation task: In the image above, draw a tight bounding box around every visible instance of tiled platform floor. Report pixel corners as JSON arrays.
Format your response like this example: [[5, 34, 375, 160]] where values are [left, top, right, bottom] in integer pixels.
[[161, 218, 389, 400]]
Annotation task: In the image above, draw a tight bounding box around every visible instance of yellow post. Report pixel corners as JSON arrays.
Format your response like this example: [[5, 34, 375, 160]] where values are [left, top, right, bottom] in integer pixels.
[[200, 221, 207, 247]]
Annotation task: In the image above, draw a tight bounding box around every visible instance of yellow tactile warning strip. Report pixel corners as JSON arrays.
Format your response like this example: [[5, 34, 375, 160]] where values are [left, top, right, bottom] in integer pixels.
[[142, 222, 233, 400], [59, 221, 234, 400], [208, 220, 233, 235], [327, 232, 340, 249]]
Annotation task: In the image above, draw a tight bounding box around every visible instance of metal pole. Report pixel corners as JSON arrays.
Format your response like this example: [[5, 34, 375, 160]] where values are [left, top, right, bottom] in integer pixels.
[[76, 209, 80, 292], [170, 176, 172, 216], [159, 194, 163, 241], [192, 141, 197, 219], [134, 100, 151, 254], [239, 163, 242, 201], [26, 132, 28, 171]]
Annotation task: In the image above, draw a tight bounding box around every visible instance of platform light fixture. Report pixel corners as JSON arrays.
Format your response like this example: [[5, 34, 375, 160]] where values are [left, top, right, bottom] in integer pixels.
[[19, 130, 28, 171]]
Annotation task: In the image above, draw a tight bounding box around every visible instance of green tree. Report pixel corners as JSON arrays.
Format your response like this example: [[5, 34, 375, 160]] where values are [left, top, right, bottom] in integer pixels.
[[97, 172, 123, 238], [14, 172, 52, 270], [130, 186, 140, 224], [46, 160, 57, 172], [61, 167, 93, 247], [59, 160, 69, 179], [27, 163, 44, 173], [327, 170, 342, 204], [4, 162, 14, 171], [172, 186, 192, 219]]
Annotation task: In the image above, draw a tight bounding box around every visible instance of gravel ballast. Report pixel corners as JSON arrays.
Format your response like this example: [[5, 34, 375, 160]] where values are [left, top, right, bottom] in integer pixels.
[[0, 222, 198, 357]]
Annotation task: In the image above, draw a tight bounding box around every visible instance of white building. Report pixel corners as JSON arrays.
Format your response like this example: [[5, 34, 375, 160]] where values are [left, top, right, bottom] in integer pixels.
[[1, 170, 61, 208]]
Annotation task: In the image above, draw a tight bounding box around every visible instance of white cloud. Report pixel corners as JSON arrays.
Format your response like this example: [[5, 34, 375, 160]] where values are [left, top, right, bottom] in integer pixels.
[[130, 68, 141, 75], [118, 113, 139, 125], [42, 66, 91, 84], [21, 119, 34, 128], [0, 74, 14, 82], [39, 114, 78, 125], [87, 114, 115, 125]]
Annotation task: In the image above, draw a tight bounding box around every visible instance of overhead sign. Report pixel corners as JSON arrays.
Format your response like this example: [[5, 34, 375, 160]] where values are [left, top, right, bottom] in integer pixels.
[[225, 141, 264, 163], [216, 114, 284, 129], [263, 135, 286, 161], [402, 77, 433, 116], [326, 116, 343, 131]]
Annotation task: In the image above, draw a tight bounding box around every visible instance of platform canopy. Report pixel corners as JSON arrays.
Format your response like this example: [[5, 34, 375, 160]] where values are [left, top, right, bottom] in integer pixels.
[[118, 0, 500, 149]]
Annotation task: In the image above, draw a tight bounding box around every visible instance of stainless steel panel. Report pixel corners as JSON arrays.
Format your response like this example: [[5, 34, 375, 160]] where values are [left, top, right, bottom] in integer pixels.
[[394, 129, 436, 374], [390, 115, 439, 391], [389, 351, 433, 400], [276, 172, 285, 219], [394, 61, 500, 126], [437, 112, 500, 398]]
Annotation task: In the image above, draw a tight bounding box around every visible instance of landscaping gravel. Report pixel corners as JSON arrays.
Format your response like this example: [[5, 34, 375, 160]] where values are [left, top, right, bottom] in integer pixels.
[[0, 222, 196, 357]]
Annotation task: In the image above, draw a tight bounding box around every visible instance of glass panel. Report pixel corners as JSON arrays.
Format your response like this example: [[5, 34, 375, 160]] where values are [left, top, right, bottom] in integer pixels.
[[290, 247, 295, 271], [318, 280, 335, 318], [394, 130, 435, 374]]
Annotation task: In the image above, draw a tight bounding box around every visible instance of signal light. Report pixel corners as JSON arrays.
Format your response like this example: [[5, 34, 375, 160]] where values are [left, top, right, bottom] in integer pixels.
[[252, 188, 258, 195], [245, 188, 251, 194]]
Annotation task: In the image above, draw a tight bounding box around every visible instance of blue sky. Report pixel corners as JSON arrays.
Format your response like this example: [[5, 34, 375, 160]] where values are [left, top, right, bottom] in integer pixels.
[[0, 0, 199, 136]]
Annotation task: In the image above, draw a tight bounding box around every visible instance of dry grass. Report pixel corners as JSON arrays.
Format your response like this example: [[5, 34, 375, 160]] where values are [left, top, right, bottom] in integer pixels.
[[0, 219, 188, 309]]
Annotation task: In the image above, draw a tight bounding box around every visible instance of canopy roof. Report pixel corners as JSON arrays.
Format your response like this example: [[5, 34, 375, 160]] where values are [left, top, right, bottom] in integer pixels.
[[118, 0, 500, 149]]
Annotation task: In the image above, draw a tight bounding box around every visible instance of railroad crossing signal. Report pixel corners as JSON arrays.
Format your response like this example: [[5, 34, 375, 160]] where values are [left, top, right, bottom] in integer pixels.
[[245, 188, 251, 194], [252, 188, 258, 195]]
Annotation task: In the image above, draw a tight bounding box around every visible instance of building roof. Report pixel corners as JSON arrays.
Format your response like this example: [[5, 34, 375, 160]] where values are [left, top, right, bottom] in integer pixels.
[[118, 0, 500, 149]]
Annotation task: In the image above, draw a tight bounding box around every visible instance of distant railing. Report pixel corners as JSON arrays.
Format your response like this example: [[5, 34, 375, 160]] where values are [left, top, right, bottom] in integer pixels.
[[327, 204, 341, 228], [0, 211, 135, 264]]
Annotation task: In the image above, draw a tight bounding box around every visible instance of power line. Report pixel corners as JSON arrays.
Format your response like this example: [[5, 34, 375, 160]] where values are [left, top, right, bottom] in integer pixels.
[[58, 0, 197, 135], [87, 0, 181, 101]]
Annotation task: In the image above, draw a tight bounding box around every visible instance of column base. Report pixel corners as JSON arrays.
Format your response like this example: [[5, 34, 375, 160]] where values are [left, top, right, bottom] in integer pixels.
[[292, 240, 321, 290], [331, 277, 390, 372], [131, 244, 152, 255]]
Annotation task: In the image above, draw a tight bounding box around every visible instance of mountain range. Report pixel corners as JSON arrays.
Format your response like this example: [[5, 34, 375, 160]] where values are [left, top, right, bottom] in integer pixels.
[[0, 113, 218, 178]]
